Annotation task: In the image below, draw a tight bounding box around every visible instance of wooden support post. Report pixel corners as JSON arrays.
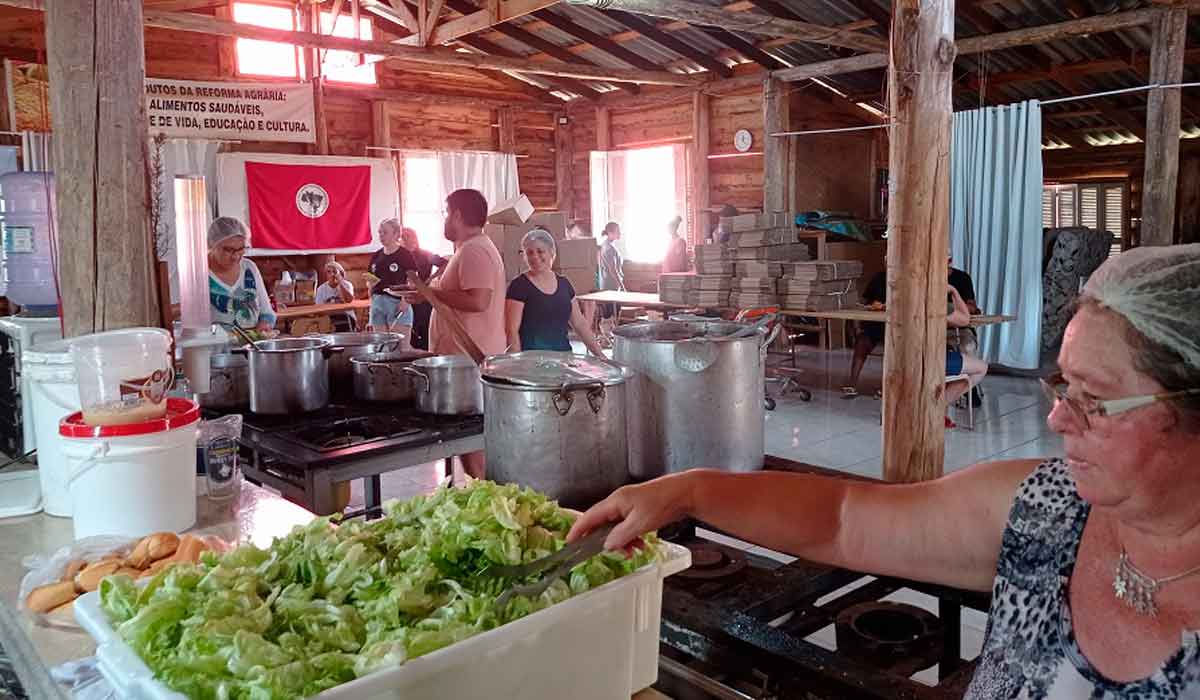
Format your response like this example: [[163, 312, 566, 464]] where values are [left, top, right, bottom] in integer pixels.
[[312, 76, 330, 155], [372, 100, 392, 149], [1140, 7, 1188, 247], [46, 0, 159, 336], [692, 90, 711, 245], [596, 106, 611, 150], [497, 107, 516, 153], [0, 58, 13, 133], [215, 0, 237, 77], [881, 0, 955, 483], [1179, 155, 1200, 244], [554, 112, 575, 218], [762, 76, 788, 214]]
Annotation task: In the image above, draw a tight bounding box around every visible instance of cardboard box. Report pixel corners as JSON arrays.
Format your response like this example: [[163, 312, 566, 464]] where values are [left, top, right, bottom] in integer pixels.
[[556, 239, 598, 269], [530, 212, 568, 240], [720, 212, 792, 233], [487, 194, 535, 225], [560, 266, 598, 295]]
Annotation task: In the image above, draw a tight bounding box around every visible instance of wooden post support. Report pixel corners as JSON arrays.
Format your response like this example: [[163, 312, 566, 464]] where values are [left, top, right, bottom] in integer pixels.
[[1140, 7, 1188, 247], [0, 59, 13, 133], [46, 0, 159, 337], [692, 90, 711, 245], [312, 76, 330, 155], [881, 0, 955, 483], [1179, 155, 1200, 244], [497, 107, 516, 153], [372, 100, 392, 149], [762, 76, 788, 214], [554, 112, 575, 218], [596, 106, 611, 150]]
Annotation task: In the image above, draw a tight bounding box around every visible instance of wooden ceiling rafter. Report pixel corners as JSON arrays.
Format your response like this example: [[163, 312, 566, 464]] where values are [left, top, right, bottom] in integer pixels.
[[455, 34, 604, 99], [698, 27, 788, 70], [527, 8, 664, 71], [396, 0, 563, 46]]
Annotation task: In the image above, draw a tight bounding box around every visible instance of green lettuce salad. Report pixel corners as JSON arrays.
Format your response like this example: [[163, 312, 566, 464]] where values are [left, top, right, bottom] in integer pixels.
[[99, 481, 660, 699]]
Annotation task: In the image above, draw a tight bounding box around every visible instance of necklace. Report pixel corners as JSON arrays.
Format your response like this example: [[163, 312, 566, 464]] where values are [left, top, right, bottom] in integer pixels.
[[1113, 548, 1200, 617]]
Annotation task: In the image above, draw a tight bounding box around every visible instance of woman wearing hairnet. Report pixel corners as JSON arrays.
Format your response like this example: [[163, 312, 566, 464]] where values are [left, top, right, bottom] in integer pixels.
[[208, 217, 276, 331], [570, 244, 1200, 697], [505, 228, 605, 356]]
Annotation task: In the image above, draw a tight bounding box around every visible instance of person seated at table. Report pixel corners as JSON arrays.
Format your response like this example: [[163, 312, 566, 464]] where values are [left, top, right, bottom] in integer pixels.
[[207, 217, 276, 332], [662, 215, 688, 273], [400, 226, 448, 350], [315, 260, 356, 332], [366, 218, 414, 339], [945, 283, 988, 429], [505, 229, 606, 356]]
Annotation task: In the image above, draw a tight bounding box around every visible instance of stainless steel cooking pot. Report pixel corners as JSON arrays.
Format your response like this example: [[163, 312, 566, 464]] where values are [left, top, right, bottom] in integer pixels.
[[309, 332, 404, 398], [196, 351, 248, 409], [481, 352, 632, 508], [403, 355, 482, 415], [614, 320, 767, 479], [350, 350, 434, 402], [241, 337, 339, 414]]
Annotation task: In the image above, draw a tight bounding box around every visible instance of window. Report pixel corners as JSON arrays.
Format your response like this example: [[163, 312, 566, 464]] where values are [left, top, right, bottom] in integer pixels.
[[1043, 182, 1126, 256], [589, 145, 689, 263], [233, 3, 302, 79], [400, 155, 452, 256], [319, 12, 377, 85]]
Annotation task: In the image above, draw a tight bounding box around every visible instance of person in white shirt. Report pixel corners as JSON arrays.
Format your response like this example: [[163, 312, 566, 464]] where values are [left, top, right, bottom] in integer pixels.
[[314, 260, 356, 332]]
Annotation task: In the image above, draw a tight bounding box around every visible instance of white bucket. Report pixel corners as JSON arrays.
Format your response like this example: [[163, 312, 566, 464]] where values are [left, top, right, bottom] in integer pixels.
[[59, 398, 199, 539], [24, 339, 80, 517], [69, 327, 173, 427]]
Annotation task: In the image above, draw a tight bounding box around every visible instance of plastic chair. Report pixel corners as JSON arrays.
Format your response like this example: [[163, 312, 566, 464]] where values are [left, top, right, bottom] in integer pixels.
[[735, 307, 812, 408], [946, 374, 974, 430]]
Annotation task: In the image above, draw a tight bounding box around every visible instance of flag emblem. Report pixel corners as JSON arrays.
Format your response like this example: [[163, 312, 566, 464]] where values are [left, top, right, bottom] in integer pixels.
[[296, 183, 329, 219]]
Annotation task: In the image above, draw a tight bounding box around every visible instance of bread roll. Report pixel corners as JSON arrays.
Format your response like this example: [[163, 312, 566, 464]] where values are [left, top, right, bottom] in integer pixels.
[[146, 532, 180, 562], [74, 559, 122, 592], [63, 559, 87, 582], [27, 581, 78, 613]]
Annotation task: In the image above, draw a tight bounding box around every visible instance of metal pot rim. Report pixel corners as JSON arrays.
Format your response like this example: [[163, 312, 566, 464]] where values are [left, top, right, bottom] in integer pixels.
[[246, 337, 332, 353], [612, 320, 765, 344], [309, 332, 403, 348], [411, 354, 480, 370], [350, 351, 434, 366]]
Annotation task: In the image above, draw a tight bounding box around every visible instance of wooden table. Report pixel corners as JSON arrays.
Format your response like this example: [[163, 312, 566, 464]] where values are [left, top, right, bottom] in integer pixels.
[[793, 309, 1017, 351], [274, 298, 371, 321], [576, 290, 692, 313]]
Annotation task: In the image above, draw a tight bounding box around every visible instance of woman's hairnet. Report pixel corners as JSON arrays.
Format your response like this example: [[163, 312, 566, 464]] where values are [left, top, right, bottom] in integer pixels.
[[324, 260, 347, 277], [208, 217, 248, 249], [1082, 243, 1200, 370], [521, 228, 556, 254]]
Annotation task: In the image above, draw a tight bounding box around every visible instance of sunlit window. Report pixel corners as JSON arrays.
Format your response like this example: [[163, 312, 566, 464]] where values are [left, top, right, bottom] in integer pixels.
[[590, 145, 688, 263], [319, 12, 378, 85], [402, 156, 451, 256], [233, 2, 302, 79]]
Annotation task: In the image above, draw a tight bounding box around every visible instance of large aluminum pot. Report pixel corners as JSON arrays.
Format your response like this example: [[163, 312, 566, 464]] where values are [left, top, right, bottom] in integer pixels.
[[243, 337, 337, 414], [197, 351, 248, 409], [614, 320, 767, 479], [481, 352, 633, 509], [402, 355, 482, 415], [350, 350, 433, 402], [309, 332, 403, 398]]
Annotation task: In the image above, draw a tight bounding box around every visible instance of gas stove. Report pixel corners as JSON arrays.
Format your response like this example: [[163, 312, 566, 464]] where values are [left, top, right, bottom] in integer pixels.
[[654, 457, 992, 700]]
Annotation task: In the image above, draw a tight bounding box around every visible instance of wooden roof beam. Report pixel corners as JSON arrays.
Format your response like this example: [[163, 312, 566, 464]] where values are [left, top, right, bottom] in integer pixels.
[[774, 3, 1200, 82], [566, 0, 888, 53], [0, 0, 703, 85], [529, 8, 664, 71], [395, 0, 564, 46], [455, 34, 604, 98], [602, 9, 734, 78], [699, 27, 788, 70]]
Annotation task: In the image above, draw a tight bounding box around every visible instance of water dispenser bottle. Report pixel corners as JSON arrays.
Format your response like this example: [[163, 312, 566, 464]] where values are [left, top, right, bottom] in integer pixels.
[[0, 172, 59, 314]]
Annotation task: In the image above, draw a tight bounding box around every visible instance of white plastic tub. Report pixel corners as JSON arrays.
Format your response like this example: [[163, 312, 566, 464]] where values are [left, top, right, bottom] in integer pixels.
[[23, 338, 80, 517], [75, 541, 691, 700]]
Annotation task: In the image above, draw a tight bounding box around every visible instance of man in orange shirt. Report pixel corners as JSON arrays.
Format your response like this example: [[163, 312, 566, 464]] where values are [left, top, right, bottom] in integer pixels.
[[424, 188, 506, 478]]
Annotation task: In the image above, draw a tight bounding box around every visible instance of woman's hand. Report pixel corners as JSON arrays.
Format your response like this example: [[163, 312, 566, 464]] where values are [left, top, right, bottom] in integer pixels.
[[567, 473, 697, 551]]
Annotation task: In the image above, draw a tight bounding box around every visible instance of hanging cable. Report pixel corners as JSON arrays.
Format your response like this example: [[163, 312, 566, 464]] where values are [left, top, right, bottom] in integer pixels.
[[770, 123, 892, 138]]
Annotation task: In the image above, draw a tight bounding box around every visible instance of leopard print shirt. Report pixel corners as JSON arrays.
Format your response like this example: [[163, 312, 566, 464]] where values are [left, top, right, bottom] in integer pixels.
[[965, 459, 1200, 699]]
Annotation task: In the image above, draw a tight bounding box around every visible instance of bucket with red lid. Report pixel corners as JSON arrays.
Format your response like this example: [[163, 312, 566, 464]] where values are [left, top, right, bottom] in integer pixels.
[[59, 397, 200, 539]]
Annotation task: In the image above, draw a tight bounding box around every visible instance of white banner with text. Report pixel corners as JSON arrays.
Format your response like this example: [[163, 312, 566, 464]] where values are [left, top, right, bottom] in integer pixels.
[[145, 78, 315, 143]]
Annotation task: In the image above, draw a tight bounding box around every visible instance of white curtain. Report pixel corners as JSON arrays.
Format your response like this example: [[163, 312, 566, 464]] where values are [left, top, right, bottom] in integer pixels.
[[950, 101, 1044, 369], [437, 151, 519, 216], [153, 138, 220, 302], [20, 131, 52, 171]]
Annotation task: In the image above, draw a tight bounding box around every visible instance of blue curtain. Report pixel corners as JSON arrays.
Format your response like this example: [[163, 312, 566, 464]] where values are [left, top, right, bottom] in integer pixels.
[[950, 101, 1044, 370]]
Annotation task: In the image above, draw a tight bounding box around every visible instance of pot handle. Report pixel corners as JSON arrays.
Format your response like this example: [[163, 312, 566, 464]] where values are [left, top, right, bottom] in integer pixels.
[[551, 388, 575, 416], [585, 384, 606, 414], [367, 361, 399, 376], [380, 340, 403, 354], [322, 346, 346, 359], [402, 366, 430, 392]]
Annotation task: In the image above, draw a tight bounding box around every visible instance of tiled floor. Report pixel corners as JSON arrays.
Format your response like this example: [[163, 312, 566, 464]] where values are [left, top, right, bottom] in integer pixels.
[[349, 344, 1061, 507]]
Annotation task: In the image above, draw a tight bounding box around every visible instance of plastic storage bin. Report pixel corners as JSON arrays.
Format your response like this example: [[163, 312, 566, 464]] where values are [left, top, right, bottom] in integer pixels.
[[75, 542, 691, 700], [69, 327, 172, 426]]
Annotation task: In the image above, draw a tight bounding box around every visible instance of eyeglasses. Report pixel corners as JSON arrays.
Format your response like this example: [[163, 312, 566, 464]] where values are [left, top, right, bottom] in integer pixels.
[[1039, 372, 1200, 430], [219, 245, 246, 256]]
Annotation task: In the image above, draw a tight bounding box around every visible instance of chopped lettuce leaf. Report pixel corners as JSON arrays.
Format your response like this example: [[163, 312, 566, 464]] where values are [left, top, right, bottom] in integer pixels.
[[100, 480, 661, 699]]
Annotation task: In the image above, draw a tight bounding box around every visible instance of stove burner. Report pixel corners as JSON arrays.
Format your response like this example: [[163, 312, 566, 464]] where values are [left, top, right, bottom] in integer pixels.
[[676, 544, 748, 580], [834, 601, 943, 674], [320, 435, 366, 450]]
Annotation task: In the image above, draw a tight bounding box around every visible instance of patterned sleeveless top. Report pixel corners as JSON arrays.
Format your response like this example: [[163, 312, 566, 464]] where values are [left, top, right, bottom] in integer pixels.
[[965, 459, 1200, 699]]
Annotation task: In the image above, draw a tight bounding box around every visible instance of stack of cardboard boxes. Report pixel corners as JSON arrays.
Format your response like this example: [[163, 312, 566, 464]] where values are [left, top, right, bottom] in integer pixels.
[[483, 194, 598, 294], [657, 242, 736, 306], [776, 261, 863, 310], [725, 213, 812, 309]]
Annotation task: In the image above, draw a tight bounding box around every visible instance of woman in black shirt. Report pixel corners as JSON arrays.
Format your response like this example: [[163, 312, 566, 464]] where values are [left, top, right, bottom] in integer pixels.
[[505, 229, 605, 356]]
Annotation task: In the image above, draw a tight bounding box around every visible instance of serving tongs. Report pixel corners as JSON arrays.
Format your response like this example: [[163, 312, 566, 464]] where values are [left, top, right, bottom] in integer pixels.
[[492, 523, 617, 609]]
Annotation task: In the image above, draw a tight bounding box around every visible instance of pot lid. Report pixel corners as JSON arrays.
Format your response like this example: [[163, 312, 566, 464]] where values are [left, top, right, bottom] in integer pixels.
[[482, 351, 630, 388], [59, 397, 200, 438]]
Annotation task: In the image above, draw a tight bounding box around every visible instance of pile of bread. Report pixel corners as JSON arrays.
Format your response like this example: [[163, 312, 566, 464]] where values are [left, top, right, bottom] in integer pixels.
[[25, 532, 212, 615]]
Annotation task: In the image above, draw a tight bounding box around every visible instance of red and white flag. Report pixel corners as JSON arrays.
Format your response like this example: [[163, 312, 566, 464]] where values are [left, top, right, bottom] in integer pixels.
[[244, 161, 372, 250]]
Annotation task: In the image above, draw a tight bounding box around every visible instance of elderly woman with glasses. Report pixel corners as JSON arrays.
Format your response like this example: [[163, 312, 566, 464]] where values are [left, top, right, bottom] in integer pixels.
[[207, 217, 275, 331], [505, 228, 606, 356], [569, 244, 1200, 697]]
